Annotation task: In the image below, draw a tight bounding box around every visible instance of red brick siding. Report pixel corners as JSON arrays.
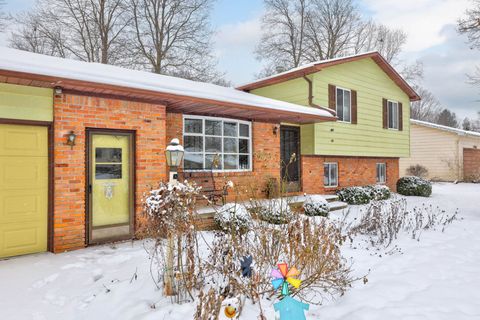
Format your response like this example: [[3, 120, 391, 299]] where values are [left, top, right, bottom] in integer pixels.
[[302, 156, 399, 194], [463, 148, 480, 181], [166, 113, 281, 202], [53, 94, 167, 252]]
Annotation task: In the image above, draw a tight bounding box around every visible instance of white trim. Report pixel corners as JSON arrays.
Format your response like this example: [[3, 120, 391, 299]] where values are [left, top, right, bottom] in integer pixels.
[[324, 162, 339, 187], [411, 119, 480, 138], [335, 86, 352, 123], [182, 115, 252, 172]]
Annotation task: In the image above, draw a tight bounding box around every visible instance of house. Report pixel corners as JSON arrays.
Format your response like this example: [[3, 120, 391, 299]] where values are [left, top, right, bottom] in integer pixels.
[[239, 51, 420, 194], [399, 119, 480, 181], [0, 47, 337, 259]]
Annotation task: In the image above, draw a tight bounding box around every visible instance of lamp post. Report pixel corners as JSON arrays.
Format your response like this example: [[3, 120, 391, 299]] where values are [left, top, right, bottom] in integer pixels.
[[165, 138, 184, 184], [164, 138, 184, 296]]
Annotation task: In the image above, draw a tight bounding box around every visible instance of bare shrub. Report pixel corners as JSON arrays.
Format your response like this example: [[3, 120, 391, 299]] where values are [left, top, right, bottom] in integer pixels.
[[406, 164, 429, 178]]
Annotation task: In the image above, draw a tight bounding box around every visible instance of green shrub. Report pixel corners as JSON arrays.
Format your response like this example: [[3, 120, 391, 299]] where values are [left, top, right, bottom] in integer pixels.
[[337, 186, 372, 205], [303, 195, 329, 217], [214, 203, 252, 233], [256, 199, 293, 224], [366, 185, 391, 201], [396, 176, 432, 197]]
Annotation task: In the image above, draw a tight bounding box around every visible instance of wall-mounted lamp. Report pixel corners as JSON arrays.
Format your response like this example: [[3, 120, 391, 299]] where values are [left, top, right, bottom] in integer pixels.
[[54, 86, 63, 95], [66, 131, 76, 149], [165, 138, 184, 184], [273, 125, 279, 135]]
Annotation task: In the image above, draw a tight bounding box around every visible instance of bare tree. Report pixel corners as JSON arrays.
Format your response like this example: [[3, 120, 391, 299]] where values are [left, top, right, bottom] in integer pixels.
[[459, 1, 480, 85], [10, 0, 131, 65], [436, 108, 459, 128], [410, 86, 443, 123], [255, 0, 308, 76], [128, 0, 225, 83]]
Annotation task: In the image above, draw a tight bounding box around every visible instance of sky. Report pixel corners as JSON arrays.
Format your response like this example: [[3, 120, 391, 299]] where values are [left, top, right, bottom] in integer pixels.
[[1, 0, 479, 120]]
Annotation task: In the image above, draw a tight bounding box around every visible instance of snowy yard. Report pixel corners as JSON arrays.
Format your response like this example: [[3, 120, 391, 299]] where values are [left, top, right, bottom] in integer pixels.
[[1, 183, 480, 320]]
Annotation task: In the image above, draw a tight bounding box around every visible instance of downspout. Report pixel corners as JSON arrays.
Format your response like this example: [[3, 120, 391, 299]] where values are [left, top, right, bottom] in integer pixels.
[[302, 75, 337, 116]]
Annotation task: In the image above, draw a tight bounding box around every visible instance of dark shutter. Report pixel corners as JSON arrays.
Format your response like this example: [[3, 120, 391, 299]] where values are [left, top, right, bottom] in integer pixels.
[[398, 102, 403, 131], [382, 98, 388, 129], [328, 84, 336, 111], [351, 90, 357, 124]]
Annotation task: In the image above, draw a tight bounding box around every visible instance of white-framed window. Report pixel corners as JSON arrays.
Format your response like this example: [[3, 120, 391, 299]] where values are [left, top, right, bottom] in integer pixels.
[[183, 115, 252, 171], [376, 163, 386, 183], [324, 162, 338, 187], [336, 87, 351, 122], [387, 100, 399, 129]]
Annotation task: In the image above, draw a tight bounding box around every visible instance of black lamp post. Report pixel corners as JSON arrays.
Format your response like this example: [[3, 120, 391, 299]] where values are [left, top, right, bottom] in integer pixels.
[[165, 138, 184, 183]]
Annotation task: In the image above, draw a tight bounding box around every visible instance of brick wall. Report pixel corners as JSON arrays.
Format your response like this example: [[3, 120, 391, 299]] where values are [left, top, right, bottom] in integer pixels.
[[53, 93, 167, 252], [463, 148, 480, 182], [302, 156, 399, 194], [166, 113, 281, 202]]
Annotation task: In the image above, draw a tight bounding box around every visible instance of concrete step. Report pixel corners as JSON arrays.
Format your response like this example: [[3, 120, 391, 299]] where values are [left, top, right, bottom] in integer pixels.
[[328, 201, 349, 212], [323, 194, 340, 203]]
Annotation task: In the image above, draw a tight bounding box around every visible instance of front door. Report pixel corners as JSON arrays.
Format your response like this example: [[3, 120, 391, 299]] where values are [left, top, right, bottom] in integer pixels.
[[88, 131, 133, 244], [280, 126, 301, 192]]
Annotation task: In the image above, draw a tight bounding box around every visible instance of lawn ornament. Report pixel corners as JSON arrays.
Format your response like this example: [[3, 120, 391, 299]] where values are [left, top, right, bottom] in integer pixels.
[[273, 295, 309, 320], [271, 262, 301, 296], [224, 304, 237, 318]]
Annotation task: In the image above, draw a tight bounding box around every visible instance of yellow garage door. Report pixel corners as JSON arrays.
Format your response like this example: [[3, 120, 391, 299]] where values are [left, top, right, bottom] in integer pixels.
[[0, 124, 48, 258]]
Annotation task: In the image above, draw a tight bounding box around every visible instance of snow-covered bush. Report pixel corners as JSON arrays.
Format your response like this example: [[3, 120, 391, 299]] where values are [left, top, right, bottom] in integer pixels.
[[337, 186, 372, 205], [303, 195, 329, 217], [366, 185, 391, 201], [256, 199, 293, 224], [214, 203, 252, 233], [397, 176, 432, 197]]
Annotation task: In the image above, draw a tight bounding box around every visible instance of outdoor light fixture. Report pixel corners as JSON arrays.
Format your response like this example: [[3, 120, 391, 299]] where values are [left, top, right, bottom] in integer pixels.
[[54, 86, 63, 95], [165, 138, 184, 183], [273, 125, 279, 135], [66, 131, 76, 149]]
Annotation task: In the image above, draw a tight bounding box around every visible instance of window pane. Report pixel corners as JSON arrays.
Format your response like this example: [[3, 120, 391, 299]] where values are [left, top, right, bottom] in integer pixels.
[[205, 136, 222, 152], [324, 164, 330, 186], [330, 164, 338, 186], [239, 139, 249, 153], [184, 136, 203, 152], [224, 154, 238, 170], [239, 155, 249, 169], [184, 153, 203, 170], [224, 138, 238, 153], [239, 124, 249, 137], [184, 118, 202, 134], [344, 90, 351, 122], [388, 103, 393, 128], [96, 164, 122, 179], [205, 154, 222, 170], [336, 89, 344, 121], [95, 148, 122, 163], [393, 105, 398, 129], [224, 122, 237, 137], [205, 120, 222, 136]]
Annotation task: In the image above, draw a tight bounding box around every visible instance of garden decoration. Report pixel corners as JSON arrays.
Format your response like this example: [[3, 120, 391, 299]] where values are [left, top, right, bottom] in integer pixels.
[[240, 255, 253, 278], [224, 304, 237, 318], [271, 263, 309, 320]]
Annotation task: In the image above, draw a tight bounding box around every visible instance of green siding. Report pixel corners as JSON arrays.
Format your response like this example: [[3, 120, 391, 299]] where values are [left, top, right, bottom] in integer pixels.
[[251, 58, 410, 158], [0, 83, 53, 122]]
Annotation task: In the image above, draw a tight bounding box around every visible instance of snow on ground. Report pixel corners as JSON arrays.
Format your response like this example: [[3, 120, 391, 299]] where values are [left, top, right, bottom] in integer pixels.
[[1, 183, 480, 320]]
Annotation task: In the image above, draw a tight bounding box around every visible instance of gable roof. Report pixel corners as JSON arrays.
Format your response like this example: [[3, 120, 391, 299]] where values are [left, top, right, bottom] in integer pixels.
[[0, 47, 335, 124], [237, 51, 421, 102], [411, 119, 480, 138]]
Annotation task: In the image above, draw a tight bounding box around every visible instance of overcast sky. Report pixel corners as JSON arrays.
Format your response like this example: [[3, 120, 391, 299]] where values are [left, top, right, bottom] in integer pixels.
[[1, 0, 479, 119]]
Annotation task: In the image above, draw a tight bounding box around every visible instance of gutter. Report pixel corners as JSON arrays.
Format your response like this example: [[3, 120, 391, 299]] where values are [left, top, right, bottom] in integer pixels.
[[303, 75, 337, 116]]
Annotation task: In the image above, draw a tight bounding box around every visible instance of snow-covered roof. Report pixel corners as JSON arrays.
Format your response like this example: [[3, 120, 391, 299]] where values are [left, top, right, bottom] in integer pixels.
[[411, 119, 480, 138], [237, 51, 421, 102], [0, 47, 334, 121]]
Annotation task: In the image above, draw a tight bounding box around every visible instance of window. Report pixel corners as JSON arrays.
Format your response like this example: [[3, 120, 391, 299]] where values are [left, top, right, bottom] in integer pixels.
[[324, 163, 338, 187], [388, 100, 399, 129], [336, 87, 351, 122], [376, 163, 386, 183], [95, 147, 122, 179], [183, 116, 251, 171]]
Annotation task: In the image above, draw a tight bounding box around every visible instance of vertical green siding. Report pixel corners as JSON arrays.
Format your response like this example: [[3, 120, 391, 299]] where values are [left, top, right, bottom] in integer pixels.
[[0, 83, 53, 122], [251, 58, 411, 158]]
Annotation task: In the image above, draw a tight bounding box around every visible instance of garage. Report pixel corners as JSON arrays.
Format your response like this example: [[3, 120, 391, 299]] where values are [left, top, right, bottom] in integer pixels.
[[0, 124, 48, 258], [464, 148, 480, 182]]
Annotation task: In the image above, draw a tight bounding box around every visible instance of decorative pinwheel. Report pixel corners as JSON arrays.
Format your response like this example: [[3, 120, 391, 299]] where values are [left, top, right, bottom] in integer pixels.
[[271, 262, 301, 296]]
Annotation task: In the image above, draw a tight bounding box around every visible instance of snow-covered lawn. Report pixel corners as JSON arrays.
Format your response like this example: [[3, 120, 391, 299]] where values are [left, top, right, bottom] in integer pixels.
[[1, 183, 480, 320]]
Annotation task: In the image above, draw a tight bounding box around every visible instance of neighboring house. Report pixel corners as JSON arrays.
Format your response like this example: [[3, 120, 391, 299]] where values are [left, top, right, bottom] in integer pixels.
[[399, 119, 480, 182], [239, 51, 420, 194], [0, 47, 336, 259]]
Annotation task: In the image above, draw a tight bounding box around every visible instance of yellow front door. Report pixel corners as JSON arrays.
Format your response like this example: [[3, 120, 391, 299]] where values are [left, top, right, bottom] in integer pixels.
[[89, 132, 133, 243], [0, 124, 48, 258]]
